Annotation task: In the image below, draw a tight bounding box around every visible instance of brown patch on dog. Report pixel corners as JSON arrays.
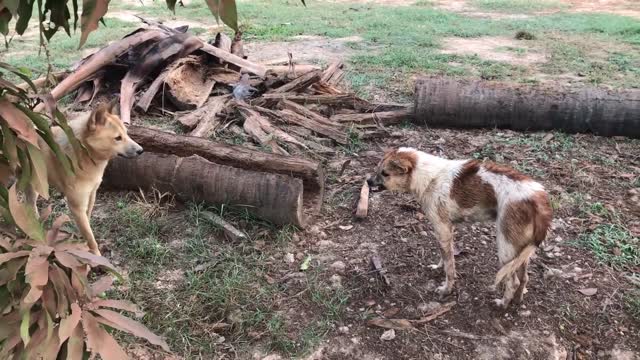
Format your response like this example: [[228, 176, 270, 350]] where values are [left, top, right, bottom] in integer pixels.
[[501, 191, 552, 250], [484, 162, 531, 181], [450, 160, 498, 211]]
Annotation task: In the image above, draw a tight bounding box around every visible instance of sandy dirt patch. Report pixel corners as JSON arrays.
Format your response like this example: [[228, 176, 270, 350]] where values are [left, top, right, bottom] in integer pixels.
[[245, 35, 363, 65], [440, 36, 546, 66]]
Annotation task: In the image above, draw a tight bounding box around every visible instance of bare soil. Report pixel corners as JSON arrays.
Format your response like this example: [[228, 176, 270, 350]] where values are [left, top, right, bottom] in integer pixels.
[[440, 36, 546, 66]]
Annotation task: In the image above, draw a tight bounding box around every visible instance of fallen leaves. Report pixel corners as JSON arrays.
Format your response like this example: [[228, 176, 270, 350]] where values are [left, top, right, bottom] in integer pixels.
[[577, 288, 598, 296], [367, 302, 456, 330]]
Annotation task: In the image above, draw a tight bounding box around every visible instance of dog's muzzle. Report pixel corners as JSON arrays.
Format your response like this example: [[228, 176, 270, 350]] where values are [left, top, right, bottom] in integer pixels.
[[367, 175, 386, 192]]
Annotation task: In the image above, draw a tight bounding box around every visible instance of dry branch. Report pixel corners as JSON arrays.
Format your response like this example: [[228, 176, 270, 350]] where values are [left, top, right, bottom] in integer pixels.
[[261, 93, 366, 109], [279, 99, 339, 128], [200, 211, 248, 241], [355, 180, 369, 219], [200, 43, 267, 77], [136, 69, 169, 112], [103, 153, 306, 227], [320, 61, 345, 85], [267, 65, 320, 76], [268, 70, 322, 94]]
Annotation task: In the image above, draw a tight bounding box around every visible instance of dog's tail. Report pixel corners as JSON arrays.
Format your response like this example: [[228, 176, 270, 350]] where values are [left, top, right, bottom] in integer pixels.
[[494, 244, 536, 287]]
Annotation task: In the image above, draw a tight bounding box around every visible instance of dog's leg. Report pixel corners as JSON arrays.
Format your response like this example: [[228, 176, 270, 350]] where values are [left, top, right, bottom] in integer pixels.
[[494, 232, 519, 308], [87, 186, 98, 218], [513, 263, 529, 304], [67, 193, 101, 256], [432, 220, 455, 296]]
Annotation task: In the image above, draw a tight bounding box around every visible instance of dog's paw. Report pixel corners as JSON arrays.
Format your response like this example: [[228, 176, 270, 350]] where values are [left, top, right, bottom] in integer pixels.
[[436, 284, 452, 297], [492, 299, 507, 310]]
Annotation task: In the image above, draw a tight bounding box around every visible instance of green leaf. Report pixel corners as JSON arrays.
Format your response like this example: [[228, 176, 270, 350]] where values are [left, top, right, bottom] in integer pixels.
[[15, 0, 35, 35], [0, 62, 37, 92], [79, 0, 109, 48], [0, 8, 11, 36], [1, 121, 19, 172], [8, 183, 45, 241], [205, 0, 238, 32], [3, 0, 20, 15], [16, 147, 32, 192], [166, 0, 177, 13], [54, 108, 85, 171], [20, 310, 30, 346], [26, 143, 49, 199], [71, 0, 79, 30], [42, 0, 72, 40]]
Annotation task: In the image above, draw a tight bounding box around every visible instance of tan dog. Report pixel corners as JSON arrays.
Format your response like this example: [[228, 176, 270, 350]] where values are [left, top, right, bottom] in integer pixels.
[[367, 147, 552, 308], [39, 102, 143, 255]]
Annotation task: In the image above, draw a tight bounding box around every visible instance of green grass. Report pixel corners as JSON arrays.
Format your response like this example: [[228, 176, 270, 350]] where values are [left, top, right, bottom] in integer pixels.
[[471, 0, 567, 13], [580, 224, 640, 272], [624, 289, 640, 322]]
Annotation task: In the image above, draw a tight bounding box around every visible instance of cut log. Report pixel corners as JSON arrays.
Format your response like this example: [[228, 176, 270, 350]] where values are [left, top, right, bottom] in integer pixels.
[[103, 153, 306, 227], [200, 42, 267, 77], [277, 109, 348, 145], [189, 95, 230, 138], [266, 65, 320, 76], [238, 106, 307, 153], [165, 56, 216, 110], [136, 69, 169, 112], [355, 180, 369, 219], [331, 110, 411, 127], [268, 70, 322, 94], [413, 77, 640, 138], [124, 126, 325, 199]]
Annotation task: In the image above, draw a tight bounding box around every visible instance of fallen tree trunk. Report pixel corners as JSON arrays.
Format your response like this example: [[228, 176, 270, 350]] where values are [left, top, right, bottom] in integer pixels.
[[413, 77, 640, 138], [124, 126, 325, 204], [103, 153, 306, 227]]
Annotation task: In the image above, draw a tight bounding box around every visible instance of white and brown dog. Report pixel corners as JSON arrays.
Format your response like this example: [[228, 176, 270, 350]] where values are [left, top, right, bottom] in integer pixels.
[[367, 147, 552, 308]]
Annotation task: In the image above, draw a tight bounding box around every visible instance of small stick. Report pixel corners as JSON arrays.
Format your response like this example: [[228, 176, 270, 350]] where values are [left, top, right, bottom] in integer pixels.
[[201, 211, 248, 242], [355, 180, 369, 219], [370, 255, 391, 286]]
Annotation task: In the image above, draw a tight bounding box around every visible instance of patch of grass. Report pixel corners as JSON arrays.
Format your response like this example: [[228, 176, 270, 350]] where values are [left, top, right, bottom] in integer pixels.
[[472, 0, 567, 13], [111, 201, 169, 264], [580, 224, 640, 272]]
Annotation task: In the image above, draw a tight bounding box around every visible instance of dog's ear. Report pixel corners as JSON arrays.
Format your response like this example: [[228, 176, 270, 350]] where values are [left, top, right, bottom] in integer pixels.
[[88, 103, 109, 132], [107, 97, 121, 116], [389, 159, 409, 174]]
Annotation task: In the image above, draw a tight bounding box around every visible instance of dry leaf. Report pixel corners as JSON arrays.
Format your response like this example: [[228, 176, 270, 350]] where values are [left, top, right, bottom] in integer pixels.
[[339, 225, 353, 231], [578, 288, 598, 296], [383, 307, 400, 318], [59, 303, 82, 344], [380, 329, 396, 341], [92, 309, 170, 351]]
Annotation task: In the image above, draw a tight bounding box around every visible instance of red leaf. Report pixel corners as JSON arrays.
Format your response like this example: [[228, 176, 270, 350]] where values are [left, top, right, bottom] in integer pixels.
[[47, 214, 70, 245], [0, 99, 39, 146], [64, 249, 118, 272], [23, 246, 53, 304], [59, 303, 82, 345], [92, 309, 170, 351], [92, 299, 144, 318], [82, 311, 128, 360], [0, 250, 31, 266], [90, 275, 113, 296], [79, 0, 110, 48], [54, 251, 83, 270], [0, 257, 27, 286], [8, 184, 45, 241], [65, 324, 84, 360]]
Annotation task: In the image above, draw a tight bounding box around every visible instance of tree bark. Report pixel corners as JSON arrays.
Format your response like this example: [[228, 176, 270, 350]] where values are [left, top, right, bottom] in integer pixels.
[[413, 77, 640, 138], [330, 110, 411, 127], [103, 153, 306, 227], [124, 126, 325, 203]]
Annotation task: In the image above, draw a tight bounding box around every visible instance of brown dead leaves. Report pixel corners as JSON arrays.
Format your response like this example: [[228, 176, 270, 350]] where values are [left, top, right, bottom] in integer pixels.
[[367, 302, 456, 330]]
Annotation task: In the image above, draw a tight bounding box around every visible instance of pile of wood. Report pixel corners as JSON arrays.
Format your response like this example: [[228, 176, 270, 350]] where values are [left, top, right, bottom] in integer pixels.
[[38, 20, 411, 227]]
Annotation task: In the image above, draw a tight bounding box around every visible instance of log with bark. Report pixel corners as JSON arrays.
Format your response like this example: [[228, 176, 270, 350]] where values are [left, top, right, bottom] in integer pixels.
[[103, 153, 306, 227], [413, 77, 640, 138], [123, 126, 325, 204]]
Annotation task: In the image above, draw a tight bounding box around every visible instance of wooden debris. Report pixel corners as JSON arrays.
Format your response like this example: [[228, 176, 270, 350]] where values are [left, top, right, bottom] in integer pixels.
[[268, 70, 322, 94], [213, 32, 232, 63], [279, 99, 339, 128], [137, 69, 169, 112], [189, 95, 229, 138], [330, 109, 412, 127], [165, 56, 217, 110], [200, 211, 248, 241], [320, 60, 345, 85], [355, 180, 369, 219], [278, 109, 348, 144], [367, 302, 456, 330], [412, 302, 455, 324], [200, 42, 267, 76], [267, 64, 320, 76], [261, 93, 365, 108], [370, 255, 391, 286]]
